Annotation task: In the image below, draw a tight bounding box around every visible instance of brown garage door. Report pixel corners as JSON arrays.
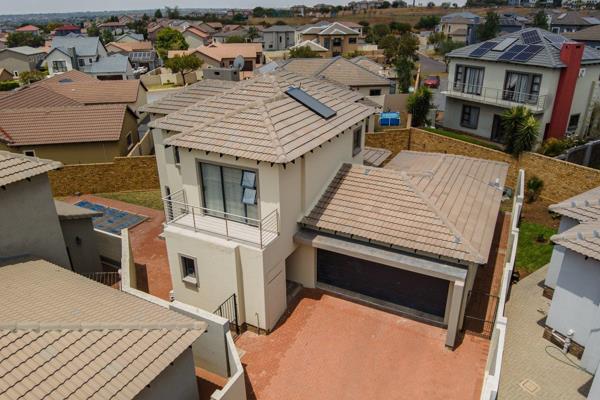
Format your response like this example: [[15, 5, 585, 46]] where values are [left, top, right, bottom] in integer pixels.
[[317, 250, 449, 317]]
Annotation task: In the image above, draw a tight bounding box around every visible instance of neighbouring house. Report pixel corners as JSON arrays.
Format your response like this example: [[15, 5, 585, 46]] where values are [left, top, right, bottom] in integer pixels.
[[53, 24, 82, 36], [437, 12, 481, 45], [565, 24, 600, 49], [289, 39, 329, 56], [0, 259, 207, 400], [115, 32, 145, 42], [15, 24, 41, 35], [499, 13, 526, 35], [119, 15, 135, 24], [88, 53, 135, 80], [262, 25, 298, 51], [544, 186, 600, 380], [442, 28, 600, 143], [182, 26, 210, 48], [0, 46, 46, 77], [141, 70, 508, 349], [106, 40, 160, 71], [547, 11, 600, 34], [45, 36, 107, 75], [211, 28, 251, 44], [0, 151, 69, 267], [299, 22, 361, 57], [350, 55, 398, 82], [98, 21, 129, 35], [171, 42, 264, 71], [0, 67, 14, 81], [291, 5, 308, 17]]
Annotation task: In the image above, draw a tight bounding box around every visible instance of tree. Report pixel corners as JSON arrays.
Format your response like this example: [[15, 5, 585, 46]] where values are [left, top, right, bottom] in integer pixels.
[[397, 32, 419, 61], [253, 7, 266, 17], [477, 12, 500, 41], [19, 70, 47, 85], [395, 56, 414, 93], [532, 11, 549, 30], [441, 2, 451, 7], [381, 1, 392, 7], [7, 32, 44, 48], [165, 6, 180, 19], [164, 54, 202, 85], [414, 15, 440, 30], [289, 46, 320, 58], [369, 23, 391, 44], [247, 26, 260, 41], [379, 35, 400, 62], [407, 86, 433, 126], [100, 29, 114, 44], [389, 21, 412, 33], [225, 35, 246, 43], [87, 23, 99, 37], [501, 106, 540, 156], [156, 27, 188, 59], [427, 1, 436, 7], [154, 9, 163, 19]]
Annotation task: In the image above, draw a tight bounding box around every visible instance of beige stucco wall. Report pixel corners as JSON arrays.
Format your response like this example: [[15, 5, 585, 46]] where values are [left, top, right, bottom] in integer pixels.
[[0, 51, 37, 74], [44, 50, 75, 75], [300, 33, 359, 56], [285, 244, 317, 288], [59, 217, 102, 274], [183, 31, 206, 49]]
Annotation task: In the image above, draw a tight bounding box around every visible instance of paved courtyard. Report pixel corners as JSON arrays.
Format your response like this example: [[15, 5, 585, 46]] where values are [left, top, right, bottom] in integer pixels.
[[237, 289, 490, 400], [499, 266, 593, 399]]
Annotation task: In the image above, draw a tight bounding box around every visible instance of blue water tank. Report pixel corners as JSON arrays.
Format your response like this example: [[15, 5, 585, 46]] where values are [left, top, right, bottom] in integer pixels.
[[379, 112, 401, 127]]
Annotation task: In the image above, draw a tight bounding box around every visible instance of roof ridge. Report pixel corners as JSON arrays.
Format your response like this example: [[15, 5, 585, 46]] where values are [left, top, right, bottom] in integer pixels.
[[313, 56, 342, 77], [0, 320, 205, 331], [400, 170, 485, 263]]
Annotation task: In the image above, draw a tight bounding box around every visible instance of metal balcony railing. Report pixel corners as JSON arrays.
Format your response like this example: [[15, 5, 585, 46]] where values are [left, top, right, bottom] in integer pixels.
[[163, 189, 279, 248], [443, 81, 549, 112]]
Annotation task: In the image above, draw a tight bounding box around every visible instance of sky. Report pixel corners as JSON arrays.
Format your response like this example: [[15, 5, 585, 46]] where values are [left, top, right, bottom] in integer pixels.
[[1, 1, 354, 15]]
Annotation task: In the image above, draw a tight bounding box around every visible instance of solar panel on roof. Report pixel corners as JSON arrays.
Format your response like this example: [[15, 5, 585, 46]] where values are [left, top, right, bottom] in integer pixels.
[[286, 87, 336, 119], [522, 30, 542, 44], [497, 44, 528, 61], [512, 44, 544, 62], [469, 41, 496, 57], [492, 37, 517, 51]]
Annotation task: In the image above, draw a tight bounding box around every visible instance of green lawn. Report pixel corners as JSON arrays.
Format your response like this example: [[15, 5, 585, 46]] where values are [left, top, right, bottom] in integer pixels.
[[515, 221, 557, 275], [424, 128, 503, 151], [97, 190, 164, 211]]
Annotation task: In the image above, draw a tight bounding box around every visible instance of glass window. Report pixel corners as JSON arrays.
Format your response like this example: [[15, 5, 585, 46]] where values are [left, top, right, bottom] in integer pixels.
[[353, 127, 362, 156], [78, 58, 84, 67], [23, 150, 36, 157], [242, 170, 256, 188], [333, 37, 342, 46], [174, 146, 180, 164], [369, 89, 382, 96], [180, 255, 197, 281], [503, 72, 542, 104], [242, 188, 257, 205], [568, 114, 580, 132], [460, 105, 480, 129], [454, 65, 484, 95], [52, 60, 67, 72], [349, 37, 357, 44]]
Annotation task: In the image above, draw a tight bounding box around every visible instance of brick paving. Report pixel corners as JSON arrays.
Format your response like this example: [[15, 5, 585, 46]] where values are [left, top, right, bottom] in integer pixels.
[[63, 194, 172, 300], [499, 266, 593, 399], [237, 289, 490, 400]]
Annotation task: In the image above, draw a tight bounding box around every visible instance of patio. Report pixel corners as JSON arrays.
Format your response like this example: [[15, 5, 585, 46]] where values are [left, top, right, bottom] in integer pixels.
[[236, 289, 490, 400]]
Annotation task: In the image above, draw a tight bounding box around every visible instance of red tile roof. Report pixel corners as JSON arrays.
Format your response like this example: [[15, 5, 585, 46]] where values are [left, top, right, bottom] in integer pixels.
[[15, 25, 40, 32], [0, 85, 82, 109]]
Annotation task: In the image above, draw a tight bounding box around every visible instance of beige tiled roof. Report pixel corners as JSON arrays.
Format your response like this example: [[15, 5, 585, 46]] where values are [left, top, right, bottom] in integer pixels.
[[54, 199, 103, 220], [549, 186, 600, 222], [139, 79, 238, 115], [38, 79, 142, 105], [0, 151, 62, 187], [32, 69, 97, 85], [197, 42, 262, 61], [106, 40, 154, 52], [280, 56, 392, 87], [551, 220, 600, 261], [0, 85, 82, 109], [363, 146, 391, 167], [302, 152, 508, 264], [0, 260, 205, 400], [156, 72, 374, 163], [0, 105, 128, 146]]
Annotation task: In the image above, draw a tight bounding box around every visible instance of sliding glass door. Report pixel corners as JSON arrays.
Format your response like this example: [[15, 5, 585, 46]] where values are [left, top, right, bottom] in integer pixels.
[[199, 162, 258, 224]]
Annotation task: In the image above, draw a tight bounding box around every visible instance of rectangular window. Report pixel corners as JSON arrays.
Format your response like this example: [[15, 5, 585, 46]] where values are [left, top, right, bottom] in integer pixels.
[[126, 132, 133, 149], [503, 71, 542, 104], [369, 89, 382, 96], [568, 114, 580, 133], [23, 150, 36, 157], [454, 65, 484, 95], [349, 37, 357, 44], [180, 255, 197, 284], [460, 105, 480, 129], [324, 38, 331, 49], [199, 162, 258, 224], [352, 127, 362, 156], [333, 37, 342, 46], [52, 60, 67, 72], [78, 58, 85, 67], [174, 146, 180, 164]]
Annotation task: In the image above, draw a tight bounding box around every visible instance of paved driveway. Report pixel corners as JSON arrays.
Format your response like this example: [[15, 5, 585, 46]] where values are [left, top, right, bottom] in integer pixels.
[[237, 290, 489, 400]]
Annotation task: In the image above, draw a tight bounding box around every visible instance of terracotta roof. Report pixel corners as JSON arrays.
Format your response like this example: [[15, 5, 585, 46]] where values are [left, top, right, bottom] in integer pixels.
[[32, 69, 97, 85], [184, 26, 210, 38], [0, 259, 205, 400], [551, 220, 600, 261], [38, 79, 142, 105], [54, 199, 103, 220], [15, 24, 40, 32], [0, 85, 82, 109], [197, 42, 262, 61], [0, 104, 128, 146], [302, 152, 508, 264], [106, 40, 154, 52], [0, 151, 62, 186], [549, 186, 600, 222], [160, 72, 374, 163]]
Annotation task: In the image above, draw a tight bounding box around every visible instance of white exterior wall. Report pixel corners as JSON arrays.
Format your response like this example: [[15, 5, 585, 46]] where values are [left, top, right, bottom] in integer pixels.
[[545, 216, 579, 289], [45, 50, 74, 75], [569, 64, 600, 135]]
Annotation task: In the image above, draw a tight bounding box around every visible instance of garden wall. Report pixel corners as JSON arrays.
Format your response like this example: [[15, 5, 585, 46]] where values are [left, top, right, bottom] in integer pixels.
[[49, 156, 159, 197], [367, 128, 600, 203]]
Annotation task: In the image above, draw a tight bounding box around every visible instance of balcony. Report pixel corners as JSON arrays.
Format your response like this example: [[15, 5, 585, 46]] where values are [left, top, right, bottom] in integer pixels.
[[163, 190, 279, 248], [442, 81, 549, 113]]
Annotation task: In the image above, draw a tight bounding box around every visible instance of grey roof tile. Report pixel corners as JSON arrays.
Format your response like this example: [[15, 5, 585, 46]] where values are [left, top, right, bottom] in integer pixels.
[[0, 151, 62, 186]]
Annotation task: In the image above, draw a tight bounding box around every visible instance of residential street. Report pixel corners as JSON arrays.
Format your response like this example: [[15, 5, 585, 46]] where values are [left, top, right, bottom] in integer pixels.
[[418, 52, 447, 112]]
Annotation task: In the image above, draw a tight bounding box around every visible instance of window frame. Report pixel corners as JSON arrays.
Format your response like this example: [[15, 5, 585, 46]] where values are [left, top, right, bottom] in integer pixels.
[[502, 70, 542, 104], [332, 37, 343, 47], [369, 88, 382, 96], [453, 64, 485, 95], [52, 60, 68, 73], [460, 105, 480, 129], [179, 254, 198, 285], [22, 149, 36, 157], [352, 126, 363, 156], [349, 37, 357, 44], [567, 114, 580, 133]]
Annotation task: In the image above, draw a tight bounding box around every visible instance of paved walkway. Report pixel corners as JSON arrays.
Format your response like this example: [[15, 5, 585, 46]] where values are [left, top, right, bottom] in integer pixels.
[[237, 289, 489, 400], [499, 266, 593, 399]]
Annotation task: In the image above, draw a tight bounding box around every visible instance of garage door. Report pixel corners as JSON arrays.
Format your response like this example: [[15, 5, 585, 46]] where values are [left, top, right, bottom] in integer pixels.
[[317, 250, 449, 318]]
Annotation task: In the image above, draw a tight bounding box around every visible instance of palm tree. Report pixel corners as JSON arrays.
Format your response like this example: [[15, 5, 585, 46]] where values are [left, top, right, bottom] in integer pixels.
[[501, 106, 539, 156]]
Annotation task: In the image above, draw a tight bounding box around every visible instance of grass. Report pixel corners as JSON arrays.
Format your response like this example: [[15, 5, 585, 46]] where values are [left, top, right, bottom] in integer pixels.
[[96, 190, 164, 211], [423, 127, 503, 151], [515, 221, 557, 276]]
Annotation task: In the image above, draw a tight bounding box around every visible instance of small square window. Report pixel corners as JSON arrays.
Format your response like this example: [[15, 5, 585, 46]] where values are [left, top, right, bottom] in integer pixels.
[[180, 255, 197, 284], [369, 89, 382, 96], [242, 188, 257, 205], [23, 150, 36, 157], [460, 105, 480, 129], [568, 114, 580, 133], [241, 170, 256, 188]]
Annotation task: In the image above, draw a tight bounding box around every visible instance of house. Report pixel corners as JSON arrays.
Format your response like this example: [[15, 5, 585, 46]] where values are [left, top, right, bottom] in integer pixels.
[[172, 43, 264, 71], [97, 21, 129, 35], [437, 12, 481, 45], [288, 39, 329, 56], [0, 67, 14, 81], [262, 25, 298, 51], [45, 36, 107, 75], [141, 70, 508, 349], [299, 22, 361, 57], [195, 22, 218, 35], [499, 14, 526, 35], [106, 40, 160, 71], [0, 259, 206, 400], [88, 53, 135, 80], [291, 5, 308, 16], [211, 28, 251, 44], [15, 24, 41, 35], [337, 20, 365, 36], [115, 32, 145, 42], [53, 24, 82, 36], [543, 186, 600, 376], [442, 28, 600, 143], [0, 46, 46, 77], [565, 24, 600, 49], [182, 25, 210, 48], [547, 11, 600, 34], [350, 55, 398, 82], [118, 14, 135, 24]]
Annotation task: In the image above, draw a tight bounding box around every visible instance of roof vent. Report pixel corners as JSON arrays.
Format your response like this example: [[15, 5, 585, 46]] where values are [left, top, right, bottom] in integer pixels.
[[594, 230, 600, 238], [577, 232, 584, 240], [285, 87, 337, 119]]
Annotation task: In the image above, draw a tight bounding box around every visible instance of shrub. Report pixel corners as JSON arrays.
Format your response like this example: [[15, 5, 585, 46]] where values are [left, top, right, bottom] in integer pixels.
[[407, 86, 433, 127], [501, 106, 540, 156], [540, 137, 586, 157], [526, 176, 544, 203], [0, 80, 19, 91]]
